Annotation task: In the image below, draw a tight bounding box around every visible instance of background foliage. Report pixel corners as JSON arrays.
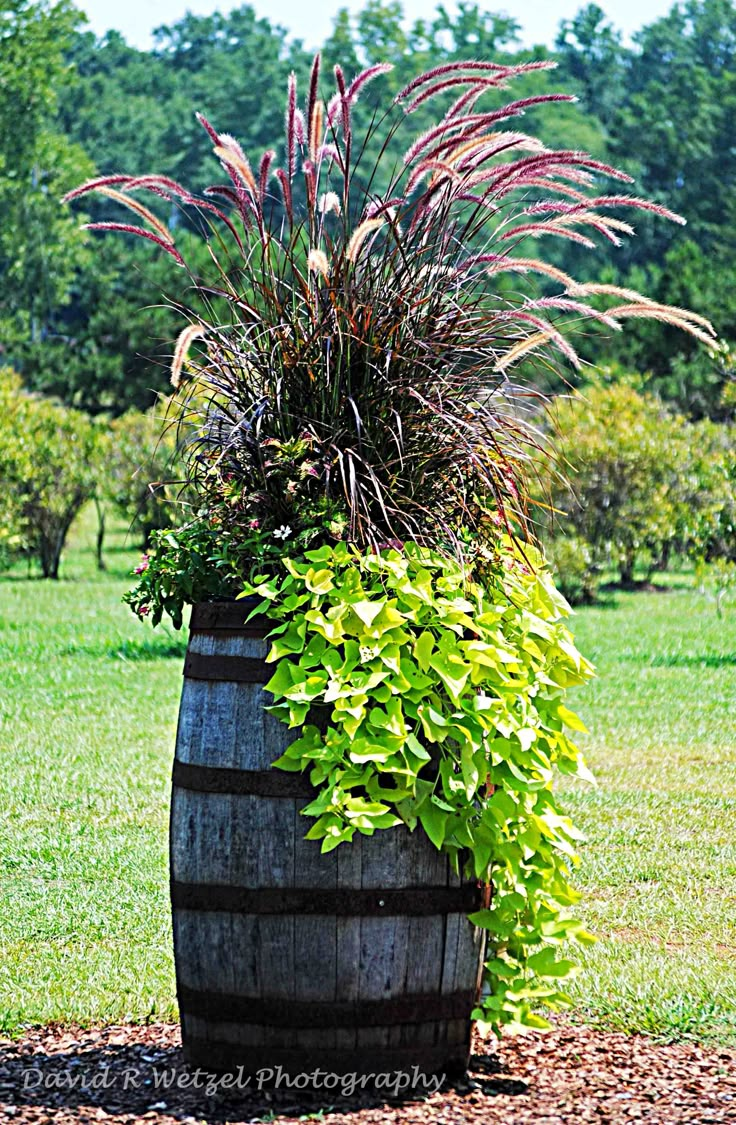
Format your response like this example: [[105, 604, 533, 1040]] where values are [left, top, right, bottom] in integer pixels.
[[2, 0, 736, 417]]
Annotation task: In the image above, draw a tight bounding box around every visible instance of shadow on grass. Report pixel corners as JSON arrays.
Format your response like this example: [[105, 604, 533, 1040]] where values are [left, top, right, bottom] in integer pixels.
[[618, 652, 736, 669], [0, 566, 138, 584], [566, 590, 620, 611], [0, 1037, 518, 1122], [61, 637, 187, 661]]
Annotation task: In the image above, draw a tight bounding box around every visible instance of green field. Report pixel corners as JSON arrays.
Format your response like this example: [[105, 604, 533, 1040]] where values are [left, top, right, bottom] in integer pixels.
[[1, 516, 734, 1043]]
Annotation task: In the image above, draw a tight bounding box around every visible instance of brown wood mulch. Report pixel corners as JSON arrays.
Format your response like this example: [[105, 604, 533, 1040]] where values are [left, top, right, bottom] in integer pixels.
[[0, 1020, 733, 1125]]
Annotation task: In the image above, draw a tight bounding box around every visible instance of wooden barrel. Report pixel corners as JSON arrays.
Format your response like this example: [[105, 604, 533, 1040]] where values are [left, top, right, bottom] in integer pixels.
[[170, 600, 486, 1079]]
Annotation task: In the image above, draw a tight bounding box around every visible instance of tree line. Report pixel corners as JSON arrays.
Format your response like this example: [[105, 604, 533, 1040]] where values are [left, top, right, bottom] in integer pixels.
[[2, 367, 734, 593], [0, 0, 734, 589]]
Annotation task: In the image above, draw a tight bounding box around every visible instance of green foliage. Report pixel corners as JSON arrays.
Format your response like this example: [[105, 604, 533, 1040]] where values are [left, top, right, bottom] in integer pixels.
[[124, 523, 246, 629], [682, 418, 736, 565], [611, 0, 736, 260], [553, 0, 736, 404], [105, 406, 184, 547], [0, 0, 93, 347], [555, 4, 627, 130], [0, 369, 102, 577], [125, 477, 348, 629], [0, 373, 28, 567], [16, 237, 195, 415], [663, 337, 736, 423], [240, 539, 595, 1034], [695, 557, 736, 617], [546, 379, 729, 584], [543, 535, 601, 605]]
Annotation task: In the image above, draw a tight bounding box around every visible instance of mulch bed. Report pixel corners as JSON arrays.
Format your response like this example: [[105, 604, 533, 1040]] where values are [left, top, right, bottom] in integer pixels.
[[0, 1020, 733, 1124]]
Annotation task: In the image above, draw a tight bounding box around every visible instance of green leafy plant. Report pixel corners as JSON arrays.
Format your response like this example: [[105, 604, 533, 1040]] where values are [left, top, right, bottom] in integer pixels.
[[240, 537, 594, 1033], [695, 557, 736, 618], [104, 406, 186, 549]]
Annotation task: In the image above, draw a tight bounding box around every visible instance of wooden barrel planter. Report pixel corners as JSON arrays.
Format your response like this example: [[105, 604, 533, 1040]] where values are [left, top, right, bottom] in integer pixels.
[[170, 601, 487, 1079]]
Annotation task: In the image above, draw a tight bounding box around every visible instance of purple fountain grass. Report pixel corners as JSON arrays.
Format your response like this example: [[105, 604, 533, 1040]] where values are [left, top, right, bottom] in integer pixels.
[[63, 53, 716, 555]]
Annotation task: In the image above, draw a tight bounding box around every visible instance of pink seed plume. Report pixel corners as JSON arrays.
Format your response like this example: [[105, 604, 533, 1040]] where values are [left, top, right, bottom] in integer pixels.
[[81, 223, 185, 265]]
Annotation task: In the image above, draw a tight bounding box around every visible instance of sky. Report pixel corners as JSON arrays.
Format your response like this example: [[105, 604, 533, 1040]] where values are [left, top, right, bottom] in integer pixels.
[[76, 0, 677, 53]]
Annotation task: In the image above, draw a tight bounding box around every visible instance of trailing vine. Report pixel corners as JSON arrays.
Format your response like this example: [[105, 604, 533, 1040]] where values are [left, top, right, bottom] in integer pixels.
[[242, 538, 595, 1034]]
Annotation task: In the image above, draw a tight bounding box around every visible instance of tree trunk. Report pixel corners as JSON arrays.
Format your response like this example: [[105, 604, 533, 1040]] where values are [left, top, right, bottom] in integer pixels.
[[651, 542, 671, 575], [619, 545, 636, 586], [94, 497, 107, 571], [39, 530, 64, 579], [37, 509, 78, 579]]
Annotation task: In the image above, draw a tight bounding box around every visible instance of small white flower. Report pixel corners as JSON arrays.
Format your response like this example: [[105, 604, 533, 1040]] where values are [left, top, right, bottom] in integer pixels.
[[273, 525, 293, 540]]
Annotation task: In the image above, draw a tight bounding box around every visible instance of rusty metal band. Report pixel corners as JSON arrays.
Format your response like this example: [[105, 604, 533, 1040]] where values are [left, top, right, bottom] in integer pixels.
[[183, 652, 271, 684], [180, 1037, 469, 1076], [172, 759, 313, 798], [189, 601, 271, 636], [171, 881, 482, 916], [177, 985, 477, 1028]]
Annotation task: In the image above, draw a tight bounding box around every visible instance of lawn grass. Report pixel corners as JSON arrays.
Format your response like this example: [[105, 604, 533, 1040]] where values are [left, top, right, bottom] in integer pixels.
[[0, 512, 183, 1034], [1, 517, 734, 1043], [563, 584, 736, 1043]]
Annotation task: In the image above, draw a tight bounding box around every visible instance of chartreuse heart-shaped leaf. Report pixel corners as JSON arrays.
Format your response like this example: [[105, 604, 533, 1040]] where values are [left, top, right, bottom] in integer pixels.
[[240, 538, 594, 1036]]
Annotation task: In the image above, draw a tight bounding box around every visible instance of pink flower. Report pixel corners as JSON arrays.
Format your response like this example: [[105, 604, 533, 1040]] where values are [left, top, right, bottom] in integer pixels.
[[134, 555, 149, 574], [248, 519, 260, 530], [138, 605, 151, 617]]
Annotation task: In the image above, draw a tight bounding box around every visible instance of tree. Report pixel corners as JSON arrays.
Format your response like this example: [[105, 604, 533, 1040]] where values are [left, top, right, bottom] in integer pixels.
[[610, 0, 736, 261], [57, 30, 180, 178], [546, 379, 721, 584], [0, 370, 102, 577], [0, 1, 93, 349], [152, 6, 311, 194], [555, 4, 628, 130], [16, 235, 207, 415]]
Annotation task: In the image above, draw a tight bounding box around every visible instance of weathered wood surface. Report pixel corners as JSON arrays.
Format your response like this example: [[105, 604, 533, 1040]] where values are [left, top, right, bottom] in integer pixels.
[[171, 604, 486, 1075]]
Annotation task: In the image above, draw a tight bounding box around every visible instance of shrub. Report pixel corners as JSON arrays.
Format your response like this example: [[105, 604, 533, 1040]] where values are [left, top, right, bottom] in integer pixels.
[[695, 557, 736, 617], [546, 380, 724, 584], [0, 369, 101, 577], [0, 371, 27, 568], [543, 534, 600, 604], [106, 406, 185, 548], [687, 421, 736, 565]]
